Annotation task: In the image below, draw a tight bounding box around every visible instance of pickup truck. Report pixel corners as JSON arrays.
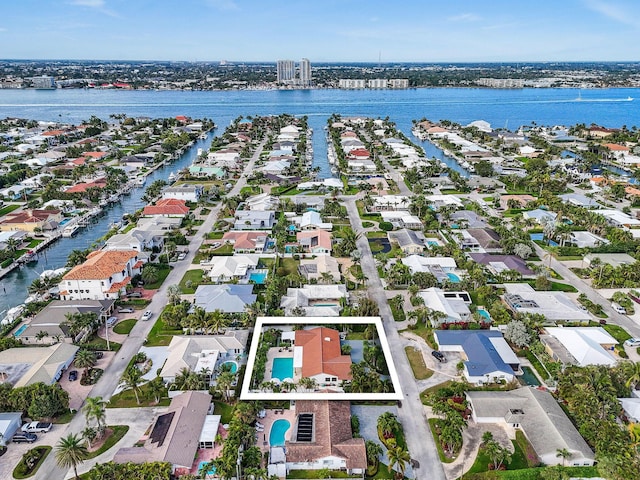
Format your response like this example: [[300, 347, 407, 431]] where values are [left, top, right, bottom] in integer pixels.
[[21, 422, 53, 433]]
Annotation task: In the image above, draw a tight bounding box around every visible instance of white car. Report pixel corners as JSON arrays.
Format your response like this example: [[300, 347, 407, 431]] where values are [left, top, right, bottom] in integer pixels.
[[177, 252, 187, 261], [21, 422, 52, 433], [625, 338, 640, 347], [106, 316, 118, 327], [141, 311, 153, 321]]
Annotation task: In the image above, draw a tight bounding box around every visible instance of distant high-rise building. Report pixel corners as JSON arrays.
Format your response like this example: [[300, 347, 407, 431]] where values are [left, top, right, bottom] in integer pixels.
[[31, 75, 56, 89], [277, 60, 296, 84], [299, 58, 312, 87]]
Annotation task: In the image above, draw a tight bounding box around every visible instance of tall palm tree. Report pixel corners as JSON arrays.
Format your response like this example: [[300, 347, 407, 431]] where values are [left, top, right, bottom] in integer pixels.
[[147, 376, 166, 404], [386, 445, 410, 480], [121, 366, 143, 404], [556, 448, 572, 466], [83, 396, 108, 436], [74, 349, 97, 378], [55, 433, 89, 479]]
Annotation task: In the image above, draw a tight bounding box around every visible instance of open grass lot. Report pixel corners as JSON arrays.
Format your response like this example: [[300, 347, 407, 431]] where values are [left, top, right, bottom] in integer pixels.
[[213, 401, 235, 424], [463, 466, 599, 480], [401, 324, 437, 349], [405, 346, 433, 380], [179, 268, 209, 294], [279, 257, 300, 276], [113, 318, 136, 335], [0, 204, 20, 217], [142, 264, 172, 289], [146, 316, 183, 346]]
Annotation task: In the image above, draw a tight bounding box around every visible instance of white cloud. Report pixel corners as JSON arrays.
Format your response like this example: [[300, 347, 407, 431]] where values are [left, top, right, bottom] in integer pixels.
[[448, 13, 481, 22], [70, 0, 105, 6], [584, 0, 639, 27], [205, 0, 239, 11]]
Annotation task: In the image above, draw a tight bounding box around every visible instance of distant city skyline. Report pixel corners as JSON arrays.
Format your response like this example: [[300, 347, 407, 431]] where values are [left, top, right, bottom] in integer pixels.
[[1, 0, 640, 62]]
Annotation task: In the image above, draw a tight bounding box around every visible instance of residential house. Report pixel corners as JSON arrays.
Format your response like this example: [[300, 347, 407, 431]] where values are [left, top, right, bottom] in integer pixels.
[[296, 230, 332, 255], [0, 209, 62, 232], [113, 391, 215, 474], [17, 299, 115, 345], [467, 388, 595, 466], [426, 194, 464, 210], [298, 256, 341, 283], [193, 284, 256, 313], [282, 401, 366, 476], [380, 211, 423, 229], [499, 194, 536, 211], [234, 210, 276, 230], [294, 328, 352, 384], [468, 253, 535, 277], [401, 255, 457, 282], [204, 255, 259, 283], [188, 165, 226, 179], [522, 209, 557, 224], [388, 229, 427, 254], [222, 231, 271, 254], [435, 330, 519, 385], [568, 231, 608, 249], [104, 228, 164, 252], [160, 332, 248, 384], [0, 184, 32, 201], [142, 198, 190, 218], [294, 211, 333, 231], [583, 252, 636, 268], [0, 412, 23, 445], [260, 160, 290, 175], [244, 193, 280, 211], [540, 327, 618, 367], [65, 178, 108, 194], [0, 343, 79, 388], [281, 284, 347, 317], [369, 195, 410, 212], [162, 185, 203, 203], [598, 209, 640, 227], [60, 250, 144, 301], [453, 228, 501, 252], [559, 193, 601, 209], [418, 288, 472, 326], [502, 283, 591, 322]]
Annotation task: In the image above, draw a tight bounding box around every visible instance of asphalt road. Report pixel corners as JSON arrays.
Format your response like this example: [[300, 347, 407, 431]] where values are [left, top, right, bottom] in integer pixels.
[[344, 197, 446, 480], [36, 140, 265, 480]]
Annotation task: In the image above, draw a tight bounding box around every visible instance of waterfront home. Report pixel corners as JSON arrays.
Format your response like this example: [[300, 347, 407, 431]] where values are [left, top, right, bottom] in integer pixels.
[[234, 210, 276, 230], [294, 327, 352, 383], [283, 401, 366, 476], [346, 159, 376, 173], [388, 229, 426, 254], [467, 388, 595, 466], [60, 250, 144, 301], [435, 330, 519, 385], [65, 178, 108, 194], [193, 284, 257, 313], [113, 391, 214, 474], [540, 327, 618, 367], [0, 208, 62, 232], [418, 288, 472, 326], [162, 184, 203, 203], [204, 255, 259, 283], [120, 154, 151, 168], [298, 256, 341, 283], [296, 230, 332, 255], [207, 149, 241, 169], [188, 165, 226, 179], [143, 198, 190, 218], [105, 228, 165, 252], [280, 284, 347, 317], [501, 283, 590, 322], [222, 231, 271, 253], [0, 343, 79, 388], [160, 332, 248, 384], [17, 299, 115, 345], [0, 230, 26, 251]]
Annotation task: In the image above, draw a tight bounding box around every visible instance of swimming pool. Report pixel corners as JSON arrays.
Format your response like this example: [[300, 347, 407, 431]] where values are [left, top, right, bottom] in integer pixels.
[[447, 273, 461, 283], [529, 233, 558, 247], [249, 271, 268, 284], [198, 461, 216, 476], [13, 324, 28, 337], [59, 218, 71, 227], [426, 240, 440, 247], [269, 419, 291, 447], [519, 366, 541, 387], [477, 309, 491, 321], [272, 357, 293, 381], [221, 361, 238, 374]]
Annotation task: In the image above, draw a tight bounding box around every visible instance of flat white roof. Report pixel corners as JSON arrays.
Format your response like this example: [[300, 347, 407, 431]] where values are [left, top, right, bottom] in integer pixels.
[[199, 414, 221, 443]]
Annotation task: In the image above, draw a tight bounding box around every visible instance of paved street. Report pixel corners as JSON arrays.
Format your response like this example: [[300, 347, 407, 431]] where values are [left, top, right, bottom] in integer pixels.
[[343, 197, 447, 480], [34, 140, 265, 480]]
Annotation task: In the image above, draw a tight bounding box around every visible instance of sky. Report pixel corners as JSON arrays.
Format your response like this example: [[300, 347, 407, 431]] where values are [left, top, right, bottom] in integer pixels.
[[1, 0, 640, 62]]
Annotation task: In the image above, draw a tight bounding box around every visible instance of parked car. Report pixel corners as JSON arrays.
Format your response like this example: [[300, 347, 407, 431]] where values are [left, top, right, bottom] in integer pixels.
[[118, 308, 134, 314], [177, 252, 187, 261], [128, 292, 142, 298], [141, 311, 153, 321], [625, 338, 640, 347], [612, 302, 627, 314], [95, 351, 104, 359], [12, 433, 37, 444], [106, 316, 118, 327], [431, 350, 446, 363], [21, 422, 52, 434], [68, 370, 78, 381], [212, 242, 221, 248]]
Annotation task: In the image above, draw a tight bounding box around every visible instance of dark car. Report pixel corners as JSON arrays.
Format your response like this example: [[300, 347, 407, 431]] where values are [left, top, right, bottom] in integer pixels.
[[95, 351, 104, 359], [12, 433, 37, 443], [431, 350, 446, 363], [68, 370, 78, 381]]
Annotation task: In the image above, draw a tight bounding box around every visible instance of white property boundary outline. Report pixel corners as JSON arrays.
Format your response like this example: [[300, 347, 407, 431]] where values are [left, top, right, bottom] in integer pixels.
[[240, 316, 403, 401]]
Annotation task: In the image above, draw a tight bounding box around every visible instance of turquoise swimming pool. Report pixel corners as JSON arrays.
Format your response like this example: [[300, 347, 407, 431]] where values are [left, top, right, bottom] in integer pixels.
[[13, 324, 28, 337], [530, 233, 558, 246], [272, 357, 293, 381], [198, 461, 216, 476], [447, 273, 461, 283], [249, 271, 268, 284], [269, 419, 291, 447], [477, 309, 491, 321], [222, 361, 238, 373], [59, 218, 71, 227]]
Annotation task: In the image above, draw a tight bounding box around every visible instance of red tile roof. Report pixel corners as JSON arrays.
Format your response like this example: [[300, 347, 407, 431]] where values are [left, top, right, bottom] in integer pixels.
[[82, 151, 107, 160], [66, 178, 108, 193], [143, 198, 190, 216], [348, 148, 370, 158], [2, 209, 60, 224], [295, 327, 352, 380], [63, 250, 139, 281], [222, 231, 269, 250], [42, 129, 66, 137], [106, 277, 131, 293]]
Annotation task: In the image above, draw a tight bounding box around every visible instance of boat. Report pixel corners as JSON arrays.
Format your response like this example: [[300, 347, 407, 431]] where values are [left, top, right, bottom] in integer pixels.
[[23, 250, 38, 264], [110, 221, 121, 230], [168, 171, 177, 182], [62, 224, 80, 237], [136, 177, 146, 186]]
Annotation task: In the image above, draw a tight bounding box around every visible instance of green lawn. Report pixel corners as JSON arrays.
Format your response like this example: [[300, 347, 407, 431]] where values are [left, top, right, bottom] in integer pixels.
[[210, 243, 234, 256], [405, 346, 433, 380], [213, 401, 235, 424], [603, 323, 632, 343], [428, 418, 456, 463], [0, 204, 20, 217], [146, 316, 183, 346], [279, 257, 300, 276], [86, 426, 130, 459], [113, 318, 137, 335], [142, 264, 172, 289], [107, 383, 170, 408], [82, 334, 121, 352], [12, 445, 51, 479], [206, 231, 225, 239], [179, 269, 208, 294], [401, 323, 437, 349]]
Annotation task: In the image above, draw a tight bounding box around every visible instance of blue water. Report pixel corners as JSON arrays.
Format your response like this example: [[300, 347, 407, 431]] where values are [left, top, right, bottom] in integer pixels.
[[447, 273, 461, 283], [271, 357, 294, 381], [198, 461, 216, 476], [249, 271, 268, 284], [477, 309, 491, 321], [13, 324, 27, 337], [0, 86, 639, 314], [269, 419, 291, 447], [519, 366, 541, 387], [530, 233, 559, 246], [58, 218, 71, 227], [222, 361, 238, 374]]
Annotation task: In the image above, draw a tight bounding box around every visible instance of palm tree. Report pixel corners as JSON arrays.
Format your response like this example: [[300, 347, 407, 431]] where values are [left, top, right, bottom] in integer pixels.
[[121, 366, 143, 404], [74, 349, 97, 378], [55, 433, 89, 479], [83, 396, 108, 436], [216, 371, 235, 402], [386, 445, 410, 479], [166, 284, 182, 305], [82, 426, 97, 449], [624, 361, 640, 390], [365, 440, 383, 467], [556, 448, 572, 466]]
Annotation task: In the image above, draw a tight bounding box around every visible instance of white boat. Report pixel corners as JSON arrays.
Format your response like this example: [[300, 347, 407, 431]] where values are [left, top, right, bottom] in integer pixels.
[[62, 224, 80, 237], [168, 171, 177, 182], [197, 148, 203, 157], [109, 221, 121, 230], [136, 177, 146, 186]]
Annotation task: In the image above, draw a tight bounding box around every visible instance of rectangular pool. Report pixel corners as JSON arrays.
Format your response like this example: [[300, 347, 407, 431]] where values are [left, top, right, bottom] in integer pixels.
[[272, 357, 294, 381], [13, 324, 28, 337]]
